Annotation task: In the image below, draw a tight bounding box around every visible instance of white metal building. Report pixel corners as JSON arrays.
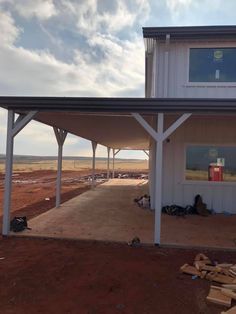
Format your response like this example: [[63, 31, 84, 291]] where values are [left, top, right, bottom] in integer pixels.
[[2, 26, 236, 244]]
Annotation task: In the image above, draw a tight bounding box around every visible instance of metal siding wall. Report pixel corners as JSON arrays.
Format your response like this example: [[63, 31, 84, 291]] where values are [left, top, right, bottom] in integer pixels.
[[163, 115, 236, 213], [155, 42, 236, 98]]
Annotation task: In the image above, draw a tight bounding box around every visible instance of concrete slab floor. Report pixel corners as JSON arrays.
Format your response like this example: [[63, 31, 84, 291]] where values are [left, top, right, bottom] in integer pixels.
[[20, 179, 236, 249], [22, 179, 154, 243]]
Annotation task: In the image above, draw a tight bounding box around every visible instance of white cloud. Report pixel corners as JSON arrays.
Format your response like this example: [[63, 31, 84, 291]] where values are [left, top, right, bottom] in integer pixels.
[[61, 0, 150, 35], [0, 33, 144, 96], [0, 11, 21, 45], [0, 1, 148, 157], [166, 0, 192, 11], [14, 0, 57, 20]]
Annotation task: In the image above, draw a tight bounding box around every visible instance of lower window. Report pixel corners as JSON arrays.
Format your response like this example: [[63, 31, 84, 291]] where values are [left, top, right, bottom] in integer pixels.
[[185, 145, 236, 182]]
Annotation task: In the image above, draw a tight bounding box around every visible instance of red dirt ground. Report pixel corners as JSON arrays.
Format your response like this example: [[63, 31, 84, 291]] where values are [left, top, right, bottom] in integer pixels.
[[0, 170, 236, 313], [0, 170, 98, 228], [0, 237, 236, 314]]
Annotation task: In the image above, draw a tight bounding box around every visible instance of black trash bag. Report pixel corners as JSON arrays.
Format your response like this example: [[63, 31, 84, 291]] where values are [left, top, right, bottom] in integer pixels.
[[193, 194, 210, 216], [185, 205, 197, 215], [162, 205, 186, 216], [10, 216, 28, 232]]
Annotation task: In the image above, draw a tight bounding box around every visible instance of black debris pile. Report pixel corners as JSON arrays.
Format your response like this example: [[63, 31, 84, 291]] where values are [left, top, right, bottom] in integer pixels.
[[10, 216, 31, 232], [134, 194, 150, 209], [128, 237, 141, 247], [162, 194, 211, 217], [162, 204, 195, 216]]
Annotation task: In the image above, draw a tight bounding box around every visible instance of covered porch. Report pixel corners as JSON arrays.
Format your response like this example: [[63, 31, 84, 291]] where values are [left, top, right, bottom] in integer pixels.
[[2, 96, 236, 247], [19, 178, 236, 249]]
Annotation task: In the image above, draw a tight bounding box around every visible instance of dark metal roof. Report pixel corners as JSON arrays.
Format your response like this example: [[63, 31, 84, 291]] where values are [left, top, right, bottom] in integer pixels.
[[1, 96, 236, 113], [143, 25, 236, 40]]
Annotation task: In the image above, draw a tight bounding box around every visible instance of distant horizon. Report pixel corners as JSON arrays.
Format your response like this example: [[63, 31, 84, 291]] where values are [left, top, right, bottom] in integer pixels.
[[0, 153, 148, 161]]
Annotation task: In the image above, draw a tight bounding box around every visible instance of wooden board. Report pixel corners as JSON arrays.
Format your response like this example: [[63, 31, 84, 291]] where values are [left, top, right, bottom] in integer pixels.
[[206, 272, 235, 284], [217, 264, 233, 268], [180, 264, 201, 276], [221, 288, 236, 300], [206, 286, 231, 307], [222, 284, 236, 291], [221, 305, 236, 314], [195, 253, 210, 262], [200, 264, 220, 272]]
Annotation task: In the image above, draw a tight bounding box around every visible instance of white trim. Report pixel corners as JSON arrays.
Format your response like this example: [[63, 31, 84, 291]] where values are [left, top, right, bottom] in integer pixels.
[[132, 113, 159, 141], [143, 150, 149, 157], [114, 149, 121, 156], [53, 128, 67, 146], [107, 147, 111, 179], [183, 180, 236, 186], [164, 34, 170, 97], [91, 141, 97, 187], [2, 110, 38, 235], [12, 111, 38, 137], [162, 114, 192, 141], [53, 127, 68, 207], [154, 113, 164, 245], [2, 110, 14, 235]]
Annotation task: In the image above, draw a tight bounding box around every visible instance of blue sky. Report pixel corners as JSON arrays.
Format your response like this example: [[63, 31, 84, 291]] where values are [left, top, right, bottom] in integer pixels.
[[0, 0, 236, 159]]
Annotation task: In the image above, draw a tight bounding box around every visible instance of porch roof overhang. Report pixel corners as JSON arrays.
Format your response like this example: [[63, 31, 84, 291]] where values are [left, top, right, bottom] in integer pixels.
[[2, 96, 236, 113], [1, 96, 236, 150]]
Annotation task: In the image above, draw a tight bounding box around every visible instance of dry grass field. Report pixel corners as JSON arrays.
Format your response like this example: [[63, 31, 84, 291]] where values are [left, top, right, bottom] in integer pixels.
[[0, 156, 148, 218], [186, 169, 236, 182], [0, 157, 148, 173]]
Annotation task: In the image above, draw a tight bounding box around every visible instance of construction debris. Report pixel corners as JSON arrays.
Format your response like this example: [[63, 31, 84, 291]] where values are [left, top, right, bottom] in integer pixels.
[[180, 254, 236, 311], [127, 237, 141, 247], [206, 286, 231, 307], [163, 194, 211, 216], [180, 264, 201, 277], [134, 195, 150, 209], [222, 305, 236, 313]]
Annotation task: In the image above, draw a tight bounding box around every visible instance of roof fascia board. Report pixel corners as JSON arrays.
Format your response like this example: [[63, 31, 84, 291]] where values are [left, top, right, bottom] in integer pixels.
[[2, 97, 236, 113], [143, 26, 236, 40]]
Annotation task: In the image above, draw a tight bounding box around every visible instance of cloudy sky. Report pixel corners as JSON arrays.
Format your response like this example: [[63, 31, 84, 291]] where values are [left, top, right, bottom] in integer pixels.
[[0, 0, 235, 159]]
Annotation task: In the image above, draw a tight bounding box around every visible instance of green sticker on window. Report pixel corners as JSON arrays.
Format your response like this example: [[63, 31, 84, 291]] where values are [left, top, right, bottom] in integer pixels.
[[209, 148, 218, 158], [214, 50, 223, 62]]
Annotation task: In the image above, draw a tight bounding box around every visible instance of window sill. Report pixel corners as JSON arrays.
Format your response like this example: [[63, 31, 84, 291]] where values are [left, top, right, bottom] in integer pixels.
[[184, 84, 236, 88], [182, 180, 236, 186]]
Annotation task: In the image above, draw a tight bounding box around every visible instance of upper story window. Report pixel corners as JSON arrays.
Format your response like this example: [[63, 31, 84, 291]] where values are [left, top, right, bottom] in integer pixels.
[[189, 48, 236, 82]]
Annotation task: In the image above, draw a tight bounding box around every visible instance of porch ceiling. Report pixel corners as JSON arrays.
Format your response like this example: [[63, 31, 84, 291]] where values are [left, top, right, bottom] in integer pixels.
[[35, 111, 151, 149]]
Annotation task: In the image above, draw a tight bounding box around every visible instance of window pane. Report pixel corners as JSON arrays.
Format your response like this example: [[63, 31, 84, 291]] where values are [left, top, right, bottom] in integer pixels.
[[185, 145, 236, 182], [189, 48, 236, 82]]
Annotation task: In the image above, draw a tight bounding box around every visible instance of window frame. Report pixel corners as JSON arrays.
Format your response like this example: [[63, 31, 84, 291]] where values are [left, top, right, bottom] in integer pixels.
[[183, 143, 236, 186], [186, 43, 236, 87]]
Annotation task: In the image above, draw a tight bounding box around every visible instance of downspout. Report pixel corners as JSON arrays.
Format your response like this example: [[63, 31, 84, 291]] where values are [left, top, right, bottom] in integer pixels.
[[164, 34, 170, 98]]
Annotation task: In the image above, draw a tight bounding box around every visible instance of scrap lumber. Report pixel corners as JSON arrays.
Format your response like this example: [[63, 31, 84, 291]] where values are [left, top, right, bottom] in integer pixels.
[[180, 255, 236, 312], [206, 286, 231, 307], [231, 265, 236, 271], [206, 272, 235, 284], [180, 263, 201, 276], [221, 305, 236, 314], [229, 270, 236, 277], [200, 264, 221, 272], [194, 260, 204, 270], [221, 289, 236, 301], [200, 271, 207, 279], [195, 253, 211, 264], [218, 264, 233, 268], [222, 285, 236, 291]]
